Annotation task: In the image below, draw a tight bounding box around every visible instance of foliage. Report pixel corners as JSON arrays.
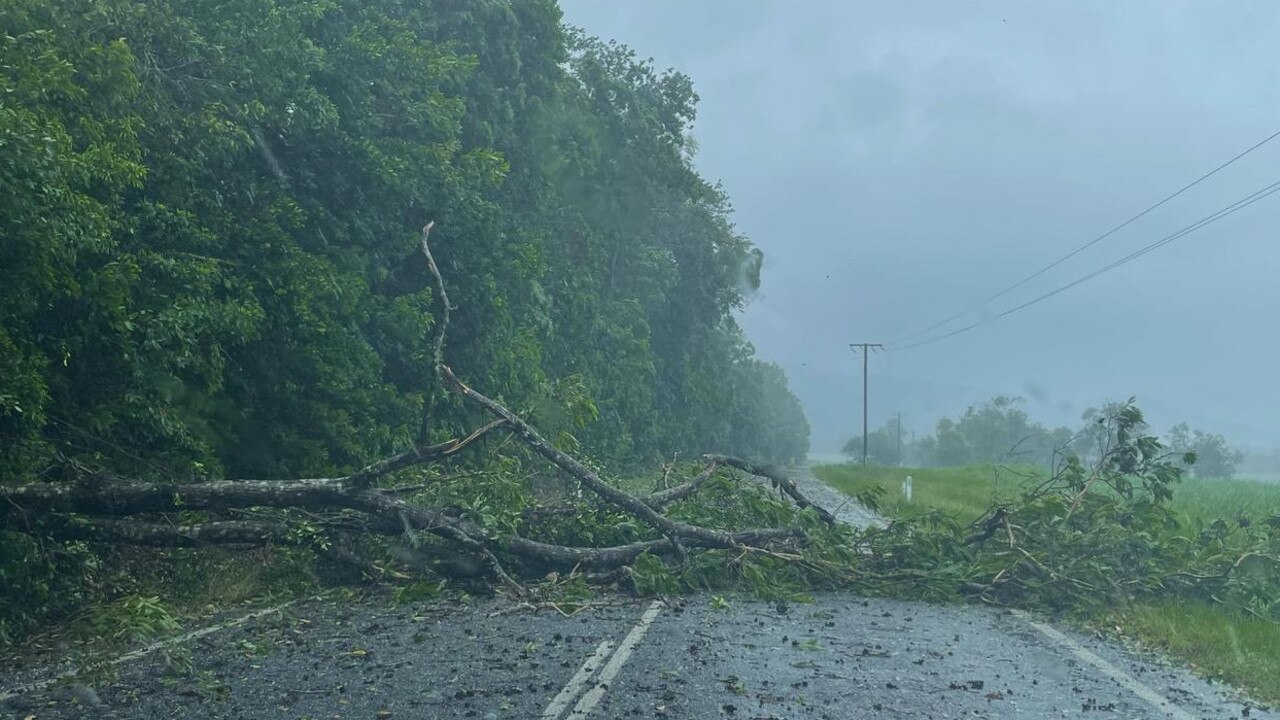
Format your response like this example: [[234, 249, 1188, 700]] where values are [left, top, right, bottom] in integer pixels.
[[841, 416, 906, 465], [392, 580, 444, 604], [0, 534, 102, 645], [912, 396, 1073, 468], [625, 472, 858, 600], [628, 552, 680, 597], [896, 396, 1244, 478], [821, 419, 1280, 699], [1167, 422, 1243, 479], [0, 0, 807, 482], [529, 571, 595, 614], [834, 402, 1280, 622], [74, 594, 180, 645], [0, 0, 809, 641]]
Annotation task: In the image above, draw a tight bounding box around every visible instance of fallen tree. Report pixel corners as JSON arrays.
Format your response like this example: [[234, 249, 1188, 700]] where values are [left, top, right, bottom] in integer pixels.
[[0, 222, 837, 596]]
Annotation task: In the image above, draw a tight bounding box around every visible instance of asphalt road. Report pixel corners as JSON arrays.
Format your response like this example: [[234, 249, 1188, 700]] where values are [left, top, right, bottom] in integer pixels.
[[3, 593, 1268, 720], [1, 470, 1271, 720]]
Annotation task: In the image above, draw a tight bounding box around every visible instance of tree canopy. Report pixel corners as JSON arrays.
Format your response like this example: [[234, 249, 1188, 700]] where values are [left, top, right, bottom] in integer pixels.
[[912, 397, 1072, 468], [850, 396, 1244, 477], [1166, 422, 1243, 479], [0, 0, 809, 486], [841, 415, 905, 466]]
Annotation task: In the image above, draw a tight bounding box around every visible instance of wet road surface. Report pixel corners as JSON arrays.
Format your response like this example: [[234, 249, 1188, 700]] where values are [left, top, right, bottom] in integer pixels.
[[2, 592, 1269, 720]]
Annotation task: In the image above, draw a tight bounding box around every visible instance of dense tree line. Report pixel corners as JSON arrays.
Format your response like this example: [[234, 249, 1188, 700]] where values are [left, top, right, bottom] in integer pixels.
[[845, 397, 1241, 477], [844, 397, 1070, 468], [0, 0, 809, 489]]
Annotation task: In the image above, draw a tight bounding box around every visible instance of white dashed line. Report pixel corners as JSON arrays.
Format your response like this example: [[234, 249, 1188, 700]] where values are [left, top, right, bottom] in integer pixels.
[[542, 600, 663, 720], [1012, 609, 1198, 720]]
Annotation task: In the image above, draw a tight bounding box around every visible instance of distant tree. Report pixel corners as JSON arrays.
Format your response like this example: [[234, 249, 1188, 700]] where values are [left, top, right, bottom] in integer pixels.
[[917, 397, 1071, 467], [930, 416, 972, 466], [1166, 423, 1242, 478], [842, 416, 903, 465]]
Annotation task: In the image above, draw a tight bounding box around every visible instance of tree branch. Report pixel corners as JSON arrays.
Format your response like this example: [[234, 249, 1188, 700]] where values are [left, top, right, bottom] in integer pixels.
[[1, 220, 830, 601], [344, 419, 508, 488], [703, 455, 837, 525], [1, 473, 804, 578], [420, 220, 450, 374], [643, 459, 721, 509]]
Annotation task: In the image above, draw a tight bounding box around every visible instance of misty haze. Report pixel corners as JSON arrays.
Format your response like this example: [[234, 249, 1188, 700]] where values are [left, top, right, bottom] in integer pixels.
[[2, 2, 1277, 718], [562, 1, 1280, 465]]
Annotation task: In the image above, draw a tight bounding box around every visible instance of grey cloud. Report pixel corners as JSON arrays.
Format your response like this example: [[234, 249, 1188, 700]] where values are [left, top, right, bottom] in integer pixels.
[[561, 0, 1280, 451]]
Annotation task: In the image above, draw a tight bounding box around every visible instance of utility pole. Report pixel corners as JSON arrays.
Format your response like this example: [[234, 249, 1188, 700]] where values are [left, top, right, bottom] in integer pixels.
[[850, 343, 884, 466], [895, 413, 903, 466]]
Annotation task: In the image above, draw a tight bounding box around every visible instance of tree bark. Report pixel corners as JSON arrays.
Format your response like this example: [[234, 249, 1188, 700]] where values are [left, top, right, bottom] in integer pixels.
[[1, 474, 810, 576]]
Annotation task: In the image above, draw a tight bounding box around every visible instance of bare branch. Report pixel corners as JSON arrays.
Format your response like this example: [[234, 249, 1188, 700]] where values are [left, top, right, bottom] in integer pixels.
[[345, 419, 508, 488], [643, 459, 721, 509], [703, 454, 837, 525], [440, 364, 756, 551], [420, 220, 450, 373]]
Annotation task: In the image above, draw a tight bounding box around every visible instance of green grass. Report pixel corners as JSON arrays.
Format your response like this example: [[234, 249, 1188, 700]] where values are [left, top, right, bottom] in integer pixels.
[[1111, 602, 1280, 704], [1168, 475, 1280, 524], [814, 463, 1043, 523], [815, 463, 1280, 524], [814, 462, 1280, 705]]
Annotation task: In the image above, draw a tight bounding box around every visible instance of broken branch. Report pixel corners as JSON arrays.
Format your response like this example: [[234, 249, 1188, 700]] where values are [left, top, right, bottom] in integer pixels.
[[703, 455, 837, 525]]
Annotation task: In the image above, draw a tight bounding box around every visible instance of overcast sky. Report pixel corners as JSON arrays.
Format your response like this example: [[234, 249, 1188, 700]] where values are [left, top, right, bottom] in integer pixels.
[[559, 1, 1280, 453]]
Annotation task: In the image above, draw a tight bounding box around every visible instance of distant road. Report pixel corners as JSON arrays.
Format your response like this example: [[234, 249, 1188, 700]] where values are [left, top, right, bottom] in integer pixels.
[[793, 463, 885, 528], [806, 452, 850, 466]]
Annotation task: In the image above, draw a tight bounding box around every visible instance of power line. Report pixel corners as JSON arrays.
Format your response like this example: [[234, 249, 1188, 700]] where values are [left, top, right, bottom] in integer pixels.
[[888, 126, 1280, 347], [890, 176, 1280, 352], [889, 321, 980, 352], [991, 178, 1280, 321], [886, 309, 967, 348]]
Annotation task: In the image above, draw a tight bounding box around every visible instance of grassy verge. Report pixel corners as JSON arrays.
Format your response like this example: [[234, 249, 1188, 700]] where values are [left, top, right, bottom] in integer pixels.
[[1109, 601, 1280, 704], [814, 463, 1280, 705], [815, 464, 1042, 523]]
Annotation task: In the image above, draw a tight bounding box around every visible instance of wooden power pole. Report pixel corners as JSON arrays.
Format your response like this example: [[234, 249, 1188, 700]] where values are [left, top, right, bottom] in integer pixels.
[[895, 412, 903, 466], [850, 343, 884, 466]]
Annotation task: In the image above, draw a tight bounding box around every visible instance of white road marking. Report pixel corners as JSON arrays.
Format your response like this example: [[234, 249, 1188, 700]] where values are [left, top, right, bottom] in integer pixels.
[[540, 638, 618, 720], [564, 600, 664, 720], [541, 600, 663, 720], [1012, 610, 1197, 720], [0, 598, 308, 703]]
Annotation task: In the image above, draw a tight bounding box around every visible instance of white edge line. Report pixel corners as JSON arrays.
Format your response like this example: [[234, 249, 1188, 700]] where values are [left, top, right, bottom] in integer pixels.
[[0, 597, 310, 702], [1011, 609, 1197, 720], [564, 600, 664, 720]]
